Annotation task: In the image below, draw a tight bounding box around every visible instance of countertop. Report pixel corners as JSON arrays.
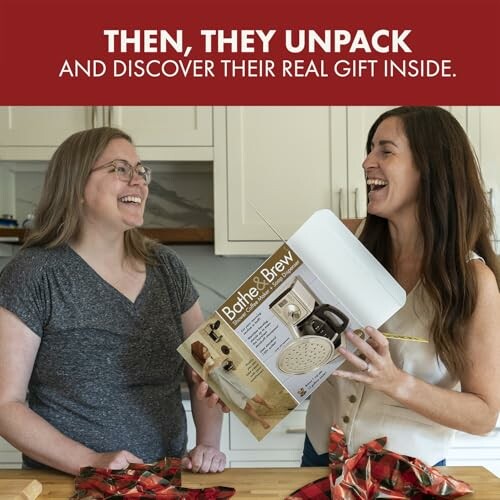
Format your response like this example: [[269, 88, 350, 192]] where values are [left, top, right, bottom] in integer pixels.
[[0, 466, 499, 499]]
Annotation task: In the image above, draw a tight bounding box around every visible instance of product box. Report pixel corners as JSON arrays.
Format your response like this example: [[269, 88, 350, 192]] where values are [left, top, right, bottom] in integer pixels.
[[177, 209, 406, 440]]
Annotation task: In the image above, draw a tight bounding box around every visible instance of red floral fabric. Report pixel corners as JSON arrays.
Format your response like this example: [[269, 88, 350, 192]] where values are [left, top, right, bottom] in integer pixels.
[[71, 457, 235, 499], [288, 425, 474, 499]]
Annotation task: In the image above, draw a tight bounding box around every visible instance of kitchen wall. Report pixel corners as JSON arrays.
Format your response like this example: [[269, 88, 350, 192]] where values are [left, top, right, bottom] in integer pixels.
[[167, 245, 265, 316]]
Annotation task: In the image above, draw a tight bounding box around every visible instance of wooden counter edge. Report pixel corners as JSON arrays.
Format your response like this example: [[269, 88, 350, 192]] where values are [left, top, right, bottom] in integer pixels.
[[0, 466, 499, 499]]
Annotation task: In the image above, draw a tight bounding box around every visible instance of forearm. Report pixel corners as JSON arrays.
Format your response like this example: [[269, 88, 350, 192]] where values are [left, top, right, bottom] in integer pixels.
[[389, 371, 498, 435], [188, 384, 223, 448], [0, 401, 94, 475]]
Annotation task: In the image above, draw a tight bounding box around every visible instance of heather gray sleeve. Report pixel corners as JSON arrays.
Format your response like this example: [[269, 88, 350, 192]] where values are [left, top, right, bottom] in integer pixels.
[[0, 249, 51, 338], [155, 245, 199, 313]]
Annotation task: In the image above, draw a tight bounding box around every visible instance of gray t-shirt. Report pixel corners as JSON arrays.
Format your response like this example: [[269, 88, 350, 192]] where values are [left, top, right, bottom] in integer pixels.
[[0, 243, 198, 466]]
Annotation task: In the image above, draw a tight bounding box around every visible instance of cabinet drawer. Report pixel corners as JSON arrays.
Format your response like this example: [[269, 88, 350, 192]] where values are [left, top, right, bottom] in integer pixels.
[[452, 428, 500, 448], [0, 438, 21, 468], [446, 458, 500, 478], [230, 410, 306, 451]]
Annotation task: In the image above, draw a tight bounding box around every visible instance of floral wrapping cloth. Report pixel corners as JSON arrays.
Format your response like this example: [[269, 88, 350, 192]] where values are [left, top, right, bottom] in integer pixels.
[[288, 425, 474, 499], [71, 457, 235, 499]]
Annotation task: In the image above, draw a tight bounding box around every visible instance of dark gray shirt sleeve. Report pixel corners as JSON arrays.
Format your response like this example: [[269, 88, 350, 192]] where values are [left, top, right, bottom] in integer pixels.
[[0, 248, 51, 337]]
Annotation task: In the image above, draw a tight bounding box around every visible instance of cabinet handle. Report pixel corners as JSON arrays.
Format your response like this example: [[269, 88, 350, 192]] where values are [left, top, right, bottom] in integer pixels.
[[285, 427, 306, 434], [108, 106, 113, 126], [487, 188, 493, 209], [354, 187, 359, 218], [338, 188, 343, 219], [91, 106, 96, 128]]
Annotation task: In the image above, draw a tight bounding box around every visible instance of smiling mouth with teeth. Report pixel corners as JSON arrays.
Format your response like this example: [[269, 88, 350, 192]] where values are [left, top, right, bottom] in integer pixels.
[[366, 178, 388, 191], [119, 195, 142, 204]]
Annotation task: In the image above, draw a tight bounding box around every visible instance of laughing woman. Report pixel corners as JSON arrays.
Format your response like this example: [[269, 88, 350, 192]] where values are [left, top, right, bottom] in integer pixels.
[[302, 106, 500, 467], [0, 127, 225, 474]]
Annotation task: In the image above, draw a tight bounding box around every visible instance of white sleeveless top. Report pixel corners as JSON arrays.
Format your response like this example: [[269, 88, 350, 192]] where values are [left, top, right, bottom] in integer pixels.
[[306, 226, 484, 465]]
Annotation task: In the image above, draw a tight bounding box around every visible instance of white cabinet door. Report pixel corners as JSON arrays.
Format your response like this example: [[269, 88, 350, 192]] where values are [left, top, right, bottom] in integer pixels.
[[110, 106, 212, 146], [0, 106, 214, 161], [467, 106, 500, 244], [447, 425, 500, 477], [0, 106, 91, 160], [0, 437, 21, 468], [214, 106, 339, 255], [227, 405, 307, 467], [110, 106, 213, 161]]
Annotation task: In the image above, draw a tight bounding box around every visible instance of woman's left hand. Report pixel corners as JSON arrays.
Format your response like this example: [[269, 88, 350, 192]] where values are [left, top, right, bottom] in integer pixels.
[[183, 445, 226, 473], [333, 327, 401, 393]]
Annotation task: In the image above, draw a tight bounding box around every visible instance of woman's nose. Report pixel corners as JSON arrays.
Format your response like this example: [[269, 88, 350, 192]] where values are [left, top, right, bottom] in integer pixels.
[[362, 151, 376, 171], [129, 169, 145, 185]]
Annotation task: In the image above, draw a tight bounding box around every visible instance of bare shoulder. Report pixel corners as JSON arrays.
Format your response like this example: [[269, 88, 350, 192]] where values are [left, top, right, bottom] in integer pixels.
[[470, 259, 500, 299], [467, 260, 500, 332]]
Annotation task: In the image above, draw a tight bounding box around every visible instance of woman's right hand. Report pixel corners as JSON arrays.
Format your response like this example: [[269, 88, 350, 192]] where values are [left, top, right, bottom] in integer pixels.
[[83, 450, 143, 470], [193, 372, 231, 412]]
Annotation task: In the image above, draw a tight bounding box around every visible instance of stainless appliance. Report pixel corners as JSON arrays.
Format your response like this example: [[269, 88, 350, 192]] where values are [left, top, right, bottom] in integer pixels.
[[269, 277, 350, 374]]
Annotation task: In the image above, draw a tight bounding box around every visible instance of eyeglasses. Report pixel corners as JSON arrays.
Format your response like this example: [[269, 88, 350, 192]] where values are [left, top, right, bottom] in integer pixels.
[[92, 159, 152, 185]]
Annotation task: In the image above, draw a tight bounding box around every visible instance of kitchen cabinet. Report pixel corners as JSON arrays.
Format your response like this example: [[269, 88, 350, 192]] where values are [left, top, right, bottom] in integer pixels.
[[0, 438, 21, 469], [186, 399, 304, 467], [466, 106, 500, 251], [213, 106, 345, 255], [0, 107, 92, 160], [108, 106, 213, 161], [226, 405, 307, 467], [448, 425, 500, 478], [214, 106, 471, 256], [0, 106, 213, 161]]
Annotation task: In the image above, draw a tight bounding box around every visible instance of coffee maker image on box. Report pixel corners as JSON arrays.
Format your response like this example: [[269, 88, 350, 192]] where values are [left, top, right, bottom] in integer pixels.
[[269, 276, 350, 375]]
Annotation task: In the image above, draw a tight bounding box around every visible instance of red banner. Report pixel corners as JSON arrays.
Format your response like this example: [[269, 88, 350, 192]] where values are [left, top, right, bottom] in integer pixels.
[[0, 0, 498, 104]]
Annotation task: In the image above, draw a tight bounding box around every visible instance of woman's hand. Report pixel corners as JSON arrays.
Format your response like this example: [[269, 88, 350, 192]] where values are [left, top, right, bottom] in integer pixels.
[[333, 327, 402, 394], [193, 371, 231, 412], [183, 445, 226, 473], [83, 450, 143, 470]]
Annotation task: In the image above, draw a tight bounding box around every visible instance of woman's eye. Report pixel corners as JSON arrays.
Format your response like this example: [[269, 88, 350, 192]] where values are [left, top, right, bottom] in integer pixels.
[[116, 165, 128, 174]]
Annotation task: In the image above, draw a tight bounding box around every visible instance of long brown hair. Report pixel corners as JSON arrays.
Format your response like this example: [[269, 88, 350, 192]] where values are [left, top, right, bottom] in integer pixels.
[[23, 127, 157, 263], [360, 106, 499, 378]]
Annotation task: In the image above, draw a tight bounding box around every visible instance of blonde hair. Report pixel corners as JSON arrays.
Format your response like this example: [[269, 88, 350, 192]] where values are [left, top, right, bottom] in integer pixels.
[[23, 127, 157, 263]]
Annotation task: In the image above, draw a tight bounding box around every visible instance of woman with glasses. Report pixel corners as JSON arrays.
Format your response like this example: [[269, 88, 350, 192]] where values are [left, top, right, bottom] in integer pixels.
[[0, 127, 225, 474]]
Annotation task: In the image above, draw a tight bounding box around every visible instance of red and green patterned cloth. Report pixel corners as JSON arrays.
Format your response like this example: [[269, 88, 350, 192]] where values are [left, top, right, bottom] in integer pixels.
[[71, 457, 235, 499], [288, 425, 473, 499]]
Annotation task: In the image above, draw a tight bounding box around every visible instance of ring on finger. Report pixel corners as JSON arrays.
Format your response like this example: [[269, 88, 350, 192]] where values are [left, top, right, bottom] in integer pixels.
[[362, 361, 371, 373]]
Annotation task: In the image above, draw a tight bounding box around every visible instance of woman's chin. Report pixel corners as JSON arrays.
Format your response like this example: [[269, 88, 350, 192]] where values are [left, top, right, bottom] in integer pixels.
[[122, 216, 144, 230]]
